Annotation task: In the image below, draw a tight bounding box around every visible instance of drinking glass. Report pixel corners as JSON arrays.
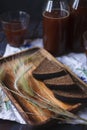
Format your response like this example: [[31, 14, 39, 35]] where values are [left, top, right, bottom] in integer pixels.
[[42, 0, 70, 57], [1, 11, 30, 47]]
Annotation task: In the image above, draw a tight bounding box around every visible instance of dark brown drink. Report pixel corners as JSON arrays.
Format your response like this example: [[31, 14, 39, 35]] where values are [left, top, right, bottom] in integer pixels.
[[3, 21, 27, 47], [1, 11, 30, 47], [43, 9, 70, 56], [69, 7, 87, 51]]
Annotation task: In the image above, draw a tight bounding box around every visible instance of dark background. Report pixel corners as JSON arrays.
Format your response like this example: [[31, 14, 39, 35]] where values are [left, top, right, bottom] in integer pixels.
[[0, 0, 47, 39], [0, 0, 46, 20]]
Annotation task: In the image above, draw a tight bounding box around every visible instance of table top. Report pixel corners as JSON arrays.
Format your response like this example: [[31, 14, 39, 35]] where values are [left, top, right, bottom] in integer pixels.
[[0, 119, 87, 130]]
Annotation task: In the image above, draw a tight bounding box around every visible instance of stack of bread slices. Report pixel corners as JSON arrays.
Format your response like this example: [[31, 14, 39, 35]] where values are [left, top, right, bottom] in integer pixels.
[[32, 58, 87, 103]]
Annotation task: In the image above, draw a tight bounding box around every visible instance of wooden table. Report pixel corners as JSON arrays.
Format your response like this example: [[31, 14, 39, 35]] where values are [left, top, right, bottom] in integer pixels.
[[0, 119, 87, 130]]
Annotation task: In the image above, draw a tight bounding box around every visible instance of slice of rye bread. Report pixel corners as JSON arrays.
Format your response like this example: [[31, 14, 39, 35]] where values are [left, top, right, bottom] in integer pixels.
[[44, 74, 79, 90], [53, 89, 87, 103], [32, 58, 67, 80]]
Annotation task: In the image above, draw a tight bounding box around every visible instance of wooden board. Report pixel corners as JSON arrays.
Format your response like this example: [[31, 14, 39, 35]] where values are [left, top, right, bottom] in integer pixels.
[[0, 47, 87, 127]]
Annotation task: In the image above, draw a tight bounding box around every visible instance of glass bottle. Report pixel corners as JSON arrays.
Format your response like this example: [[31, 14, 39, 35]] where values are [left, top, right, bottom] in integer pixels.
[[69, 0, 87, 52], [42, 0, 70, 56]]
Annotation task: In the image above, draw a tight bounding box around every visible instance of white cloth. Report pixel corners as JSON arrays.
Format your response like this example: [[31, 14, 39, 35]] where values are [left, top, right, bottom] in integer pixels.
[[4, 39, 43, 57], [58, 53, 87, 83]]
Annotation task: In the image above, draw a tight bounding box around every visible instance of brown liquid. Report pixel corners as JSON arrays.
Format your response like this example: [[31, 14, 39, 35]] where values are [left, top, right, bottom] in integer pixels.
[[43, 9, 70, 56], [69, 7, 87, 51], [3, 21, 27, 47]]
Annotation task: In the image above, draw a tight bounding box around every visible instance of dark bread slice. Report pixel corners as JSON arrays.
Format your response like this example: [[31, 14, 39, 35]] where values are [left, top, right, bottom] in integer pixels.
[[32, 58, 67, 80], [44, 74, 79, 90], [53, 89, 87, 103]]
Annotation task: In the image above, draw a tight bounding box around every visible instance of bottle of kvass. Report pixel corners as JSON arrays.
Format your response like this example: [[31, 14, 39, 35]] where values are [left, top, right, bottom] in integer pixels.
[[69, 0, 87, 52], [42, 0, 70, 56]]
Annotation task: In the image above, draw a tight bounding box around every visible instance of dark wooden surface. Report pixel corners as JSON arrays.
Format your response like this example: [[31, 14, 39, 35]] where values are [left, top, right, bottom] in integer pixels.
[[0, 119, 87, 130]]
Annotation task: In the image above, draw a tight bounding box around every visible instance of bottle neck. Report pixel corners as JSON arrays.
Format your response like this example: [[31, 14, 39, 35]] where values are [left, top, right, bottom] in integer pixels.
[[72, 0, 79, 9], [45, 0, 53, 12], [70, 0, 87, 10], [45, 0, 69, 12]]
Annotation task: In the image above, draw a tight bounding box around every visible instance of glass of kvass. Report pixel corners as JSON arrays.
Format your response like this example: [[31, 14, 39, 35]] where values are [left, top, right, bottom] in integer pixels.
[[1, 11, 30, 47], [42, 0, 70, 57]]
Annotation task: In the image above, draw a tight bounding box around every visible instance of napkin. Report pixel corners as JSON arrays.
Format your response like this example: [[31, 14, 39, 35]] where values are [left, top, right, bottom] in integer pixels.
[[4, 39, 43, 57], [58, 53, 87, 83]]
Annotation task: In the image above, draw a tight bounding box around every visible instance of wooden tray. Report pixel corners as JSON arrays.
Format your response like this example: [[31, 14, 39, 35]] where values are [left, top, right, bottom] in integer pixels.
[[0, 47, 87, 127]]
